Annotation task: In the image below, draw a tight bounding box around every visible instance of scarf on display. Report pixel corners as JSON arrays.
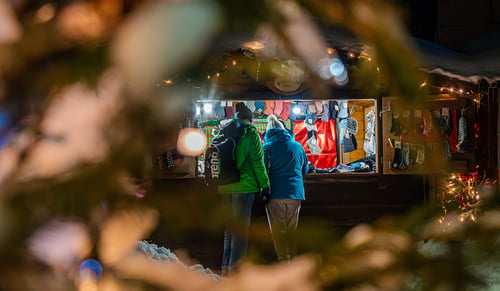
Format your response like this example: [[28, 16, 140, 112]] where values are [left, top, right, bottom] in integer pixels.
[[304, 110, 322, 155]]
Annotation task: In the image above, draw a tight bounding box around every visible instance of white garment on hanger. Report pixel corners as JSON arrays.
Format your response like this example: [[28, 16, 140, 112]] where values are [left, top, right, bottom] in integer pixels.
[[364, 110, 376, 156]]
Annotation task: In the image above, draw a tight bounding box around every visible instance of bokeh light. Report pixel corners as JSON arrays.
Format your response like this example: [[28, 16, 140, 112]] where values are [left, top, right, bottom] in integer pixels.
[[177, 128, 207, 156], [79, 259, 103, 280]]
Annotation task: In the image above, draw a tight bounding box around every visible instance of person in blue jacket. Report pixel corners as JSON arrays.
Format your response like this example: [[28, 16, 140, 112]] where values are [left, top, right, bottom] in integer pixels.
[[263, 114, 309, 262]]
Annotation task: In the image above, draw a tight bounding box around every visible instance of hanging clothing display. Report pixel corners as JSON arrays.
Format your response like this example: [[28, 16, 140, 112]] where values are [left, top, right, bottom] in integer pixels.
[[293, 120, 337, 169], [196, 99, 379, 174], [364, 110, 376, 156], [339, 117, 358, 153], [304, 112, 322, 155], [457, 111, 468, 153]]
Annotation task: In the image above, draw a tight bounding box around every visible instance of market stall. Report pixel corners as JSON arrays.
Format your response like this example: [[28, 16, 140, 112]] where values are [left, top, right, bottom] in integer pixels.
[[194, 98, 377, 178]]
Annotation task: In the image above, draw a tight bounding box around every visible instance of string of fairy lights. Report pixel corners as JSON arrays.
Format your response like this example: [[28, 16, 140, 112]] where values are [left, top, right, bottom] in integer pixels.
[[161, 47, 481, 102], [439, 173, 484, 224]]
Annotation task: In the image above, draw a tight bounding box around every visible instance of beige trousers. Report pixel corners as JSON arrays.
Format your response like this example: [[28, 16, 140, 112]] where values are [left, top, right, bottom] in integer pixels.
[[265, 198, 301, 261]]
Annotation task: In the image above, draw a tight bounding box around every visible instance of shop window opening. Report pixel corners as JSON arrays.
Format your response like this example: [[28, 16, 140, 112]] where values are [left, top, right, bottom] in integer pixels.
[[195, 98, 378, 176]]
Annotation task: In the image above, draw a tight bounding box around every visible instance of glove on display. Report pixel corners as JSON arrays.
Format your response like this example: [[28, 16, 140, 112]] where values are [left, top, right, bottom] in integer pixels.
[[274, 100, 283, 115], [400, 110, 410, 135], [264, 100, 275, 115], [399, 142, 410, 169], [415, 144, 425, 164], [321, 103, 330, 122], [328, 101, 339, 119], [391, 140, 402, 169], [389, 111, 401, 136], [280, 101, 291, 121]]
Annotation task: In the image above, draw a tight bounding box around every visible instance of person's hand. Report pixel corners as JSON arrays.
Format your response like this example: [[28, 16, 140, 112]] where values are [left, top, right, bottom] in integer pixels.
[[257, 187, 271, 204]]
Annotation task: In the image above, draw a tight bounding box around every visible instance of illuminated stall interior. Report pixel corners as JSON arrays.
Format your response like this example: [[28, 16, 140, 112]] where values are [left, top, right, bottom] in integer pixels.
[[195, 98, 378, 176]]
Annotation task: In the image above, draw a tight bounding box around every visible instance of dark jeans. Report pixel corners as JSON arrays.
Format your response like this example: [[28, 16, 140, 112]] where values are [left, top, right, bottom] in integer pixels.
[[221, 193, 256, 272]]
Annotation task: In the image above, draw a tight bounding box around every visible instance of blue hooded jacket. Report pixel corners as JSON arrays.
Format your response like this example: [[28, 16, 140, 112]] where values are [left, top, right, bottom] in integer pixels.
[[263, 128, 309, 200]]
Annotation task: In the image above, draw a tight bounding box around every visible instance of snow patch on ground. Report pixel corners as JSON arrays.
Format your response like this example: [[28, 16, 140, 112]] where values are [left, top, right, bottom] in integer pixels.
[[137, 240, 222, 281]]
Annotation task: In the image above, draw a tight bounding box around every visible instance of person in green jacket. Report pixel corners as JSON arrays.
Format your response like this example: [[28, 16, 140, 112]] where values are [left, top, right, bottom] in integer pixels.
[[219, 102, 270, 275]]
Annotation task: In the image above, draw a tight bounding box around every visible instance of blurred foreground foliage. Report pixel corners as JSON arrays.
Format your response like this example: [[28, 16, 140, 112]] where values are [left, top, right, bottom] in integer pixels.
[[0, 0, 497, 290]]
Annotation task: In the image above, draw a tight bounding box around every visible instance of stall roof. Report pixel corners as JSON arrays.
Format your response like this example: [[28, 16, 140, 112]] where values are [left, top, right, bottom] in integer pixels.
[[211, 27, 500, 85], [414, 38, 500, 84]]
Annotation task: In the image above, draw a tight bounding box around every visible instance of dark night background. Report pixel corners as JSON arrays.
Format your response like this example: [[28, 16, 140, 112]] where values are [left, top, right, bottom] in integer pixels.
[[398, 0, 500, 52]]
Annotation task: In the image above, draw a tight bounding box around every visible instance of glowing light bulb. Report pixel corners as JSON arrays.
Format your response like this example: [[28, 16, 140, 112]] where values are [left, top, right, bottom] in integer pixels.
[[177, 128, 207, 156], [204, 103, 212, 113], [329, 58, 345, 78], [184, 132, 206, 152], [292, 106, 301, 114]]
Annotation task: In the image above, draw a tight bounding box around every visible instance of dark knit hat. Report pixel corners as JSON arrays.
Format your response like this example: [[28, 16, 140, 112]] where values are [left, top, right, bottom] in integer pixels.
[[235, 102, 253, 121]]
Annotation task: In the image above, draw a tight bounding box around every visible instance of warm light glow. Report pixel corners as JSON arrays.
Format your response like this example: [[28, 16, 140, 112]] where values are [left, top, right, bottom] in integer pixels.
[[36, 3, 56, 23], [326, 48, 335, 55], [176, 128, 207, 156], [232, 60, 237, 66], [242, 40, 265, 52], [163, 79, 173, 85]]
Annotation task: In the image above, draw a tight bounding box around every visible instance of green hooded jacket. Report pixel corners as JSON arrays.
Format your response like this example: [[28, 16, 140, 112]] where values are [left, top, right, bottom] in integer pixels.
[[218, 121, 270, 194]]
